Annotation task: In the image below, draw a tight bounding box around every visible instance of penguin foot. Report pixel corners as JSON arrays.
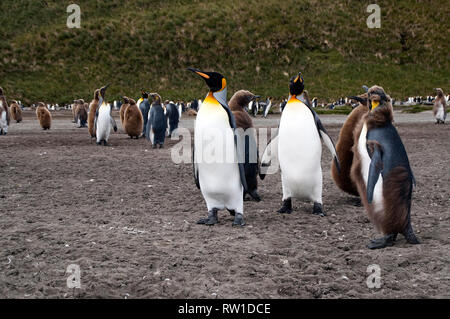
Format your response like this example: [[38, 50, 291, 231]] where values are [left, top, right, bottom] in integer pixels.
[[312, 202, 326, 217], [227, 209, 236, 216], [232, 213, 246, 227], [197, 209, 219, 226], [367, 234, 396, 249], [159, 144, 164, 149], [277, 198, 292, 214], [249, 190, 261, 202], [152, 144, 157, 149]]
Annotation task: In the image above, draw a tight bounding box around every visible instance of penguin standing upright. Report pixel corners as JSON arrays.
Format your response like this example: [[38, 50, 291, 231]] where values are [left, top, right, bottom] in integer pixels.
[[88, 89, 100, 138], [120, 96, 130, 127], [262, 97, 272, 118], [331, 89, 369, 196], [10, 100, 22, 123], [138, 91, 151, 138], [75, 100, 88, 128], [433, 88, 446, 124], [123, 98, 143, 139], [273, 72, 340, 216], [145, 93, 167, 148], [36, 102, 52, 130], [95, 85, 117, 145], [350, 85, 420, 249], [187, 68, 247, 227], [165, 100, 180, 137], [229, 90, 261, 202], [0, 87, 10, 135]]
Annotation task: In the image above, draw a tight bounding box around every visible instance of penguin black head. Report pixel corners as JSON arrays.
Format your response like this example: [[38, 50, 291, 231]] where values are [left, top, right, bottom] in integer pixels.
[[289, 72, 305, 96], [141, 90, 149, 99], [435, 88, 444, 97], [367, 86, 389, 111], [0, 87, 4, 95], [187, 68, 226, 93], [100, 84, 110, 99], [122, 96, 129, 104]]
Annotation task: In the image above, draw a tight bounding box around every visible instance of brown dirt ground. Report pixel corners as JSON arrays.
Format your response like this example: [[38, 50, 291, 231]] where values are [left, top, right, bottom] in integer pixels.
[[0, 110, 448, 299]]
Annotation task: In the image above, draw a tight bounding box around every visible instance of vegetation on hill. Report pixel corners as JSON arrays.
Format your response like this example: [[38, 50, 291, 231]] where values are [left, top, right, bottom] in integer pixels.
[[0, 0, 449, 105]]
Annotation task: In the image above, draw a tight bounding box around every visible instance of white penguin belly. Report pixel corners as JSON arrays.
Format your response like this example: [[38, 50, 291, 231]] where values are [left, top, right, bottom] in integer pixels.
[[0, 110, 7, 131], [195, 104, 243, 212], [358, 123, 384, 212], [278, 102, 322, 200], [96, 106, 111, 142], [436, 104, 444, 121]]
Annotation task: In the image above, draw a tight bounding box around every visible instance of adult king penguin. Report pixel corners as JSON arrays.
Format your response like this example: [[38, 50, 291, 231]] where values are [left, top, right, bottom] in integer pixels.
[[145, 93, 167, 148], [433, 88, 446, 124], [0, 87, 10, 135], [350, 85, 420, 249], [138, 91, 151, 138], [275, 72, 340, 216], [187, 68, 247, 227], [95, 85, 117, 145]]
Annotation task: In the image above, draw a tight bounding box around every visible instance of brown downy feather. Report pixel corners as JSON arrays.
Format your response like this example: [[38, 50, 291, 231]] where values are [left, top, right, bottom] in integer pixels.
[[120, 96, 130, 126], [88, 90, 100, 137], [229, 90, 256, 130], [9, 100, 23, 123], [433, 88, 446, 117], [331, 94, 369, 196], [36, 102, 52, 130], [123, 98, 143, 138]]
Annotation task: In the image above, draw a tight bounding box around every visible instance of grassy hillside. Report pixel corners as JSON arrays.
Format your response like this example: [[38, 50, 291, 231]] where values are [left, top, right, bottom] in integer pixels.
[[0, 0, 449, 104]]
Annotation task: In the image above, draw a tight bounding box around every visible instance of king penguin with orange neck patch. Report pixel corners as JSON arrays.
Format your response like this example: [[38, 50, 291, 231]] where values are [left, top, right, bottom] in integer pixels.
[[187, 68, 248, 227], [276, 72, 340, 216]]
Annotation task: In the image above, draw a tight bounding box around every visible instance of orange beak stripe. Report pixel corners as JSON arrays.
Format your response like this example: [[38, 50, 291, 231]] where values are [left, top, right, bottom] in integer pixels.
[[196, 71, 210, 79]]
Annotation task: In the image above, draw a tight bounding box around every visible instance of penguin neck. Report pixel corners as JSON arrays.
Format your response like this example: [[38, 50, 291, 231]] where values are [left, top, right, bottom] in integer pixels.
[[206, 88, 227, 107]]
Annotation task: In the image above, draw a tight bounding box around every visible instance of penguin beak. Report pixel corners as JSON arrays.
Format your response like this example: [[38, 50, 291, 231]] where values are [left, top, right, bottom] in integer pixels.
[[348, 96, 366, 105], [187, 67, 210, 79]]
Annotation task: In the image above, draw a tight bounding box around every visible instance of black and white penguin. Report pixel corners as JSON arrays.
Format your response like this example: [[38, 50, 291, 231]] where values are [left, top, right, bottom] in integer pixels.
[[95, 85, 117, 146], [433, 88, 446, 124], [165, 100, 180, 138], [262, 97, 272, 118], [145, 93, 167, 148], [138, 91, 151, 138], [351, 85, 420, 249], [187, 68, 248, 227], [279, 99, 287, 113], [0, 87, 10, 135], [270, 72, 340, 216]]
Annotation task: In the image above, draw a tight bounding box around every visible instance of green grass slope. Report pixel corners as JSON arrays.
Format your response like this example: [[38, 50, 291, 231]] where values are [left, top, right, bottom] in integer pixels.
[[0, 0, 449, 104]]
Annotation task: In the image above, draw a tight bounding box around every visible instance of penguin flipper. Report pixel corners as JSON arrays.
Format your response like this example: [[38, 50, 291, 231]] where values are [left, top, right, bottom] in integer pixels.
[[367, 144, 383, 204], [110, 116, 117, 132], [219, 101, 248, 192], [304, 100, 341, 173], [259, 133, 279, 180], [192, 143, 200, 189]]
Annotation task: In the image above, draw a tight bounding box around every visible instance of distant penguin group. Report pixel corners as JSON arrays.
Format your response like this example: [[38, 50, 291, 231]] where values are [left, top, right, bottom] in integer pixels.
[[36, 102, 52, 130]]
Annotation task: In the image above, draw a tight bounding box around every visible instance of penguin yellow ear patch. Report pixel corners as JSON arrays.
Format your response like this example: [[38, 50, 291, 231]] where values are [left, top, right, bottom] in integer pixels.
[[221, 78, 227, 90], [371, 100, 380, 109]]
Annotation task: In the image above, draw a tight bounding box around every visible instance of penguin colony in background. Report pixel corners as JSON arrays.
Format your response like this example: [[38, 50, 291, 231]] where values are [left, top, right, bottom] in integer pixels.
[[36, 102, 52, 130], [2, 67, 439, 249]]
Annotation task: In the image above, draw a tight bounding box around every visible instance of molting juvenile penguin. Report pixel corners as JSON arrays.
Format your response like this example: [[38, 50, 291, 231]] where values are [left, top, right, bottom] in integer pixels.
[[10, 100, 23, 123], [0, 87, 10, 135], [145, 93, 167, 148], [88, 89, 100, 138], [138, 91, 151, 138], [123, 98, 143, 139], [36, 102, 52, 130], [120, 96, 130, 127], [165, 100, 180, 138], [95, 85, 117, 145], [75, 99, 87, 127], [350, 85, 420, 249], [433, 88, 446, 124], [229, 90, 261, 202], [272, 72, 340, 216], [331, 90, 370, 197], [188, 68, 247, 227]]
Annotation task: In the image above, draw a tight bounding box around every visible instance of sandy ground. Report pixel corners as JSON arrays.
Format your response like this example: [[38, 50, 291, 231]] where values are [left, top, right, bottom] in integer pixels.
[[0, 110, 448, 299]]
